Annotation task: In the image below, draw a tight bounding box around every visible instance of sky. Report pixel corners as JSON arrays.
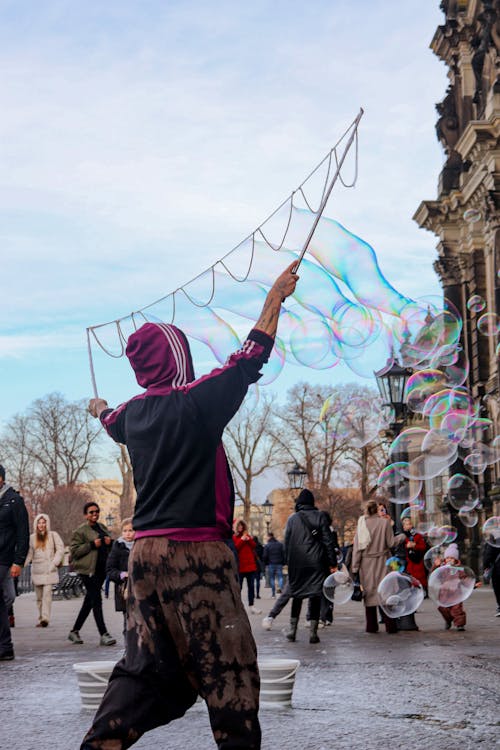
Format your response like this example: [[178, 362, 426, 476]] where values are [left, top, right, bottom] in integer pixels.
[[0, 1, 448, 467]]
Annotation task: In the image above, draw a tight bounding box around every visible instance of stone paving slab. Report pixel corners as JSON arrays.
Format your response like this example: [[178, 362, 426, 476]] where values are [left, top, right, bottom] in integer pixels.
[[1, 586, 499, 749]]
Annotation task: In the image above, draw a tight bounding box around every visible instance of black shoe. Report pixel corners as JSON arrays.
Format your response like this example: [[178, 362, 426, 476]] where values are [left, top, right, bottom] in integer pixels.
[[444, 621, 452, 630], [0, 650, 14, 661]]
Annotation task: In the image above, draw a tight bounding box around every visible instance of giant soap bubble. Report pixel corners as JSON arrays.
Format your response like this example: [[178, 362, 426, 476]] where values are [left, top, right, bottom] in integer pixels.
[[482, 516, 500, 548], [323, 569, 354, 605], [377, 572, 424, 618], [427, 564, 476, 607]]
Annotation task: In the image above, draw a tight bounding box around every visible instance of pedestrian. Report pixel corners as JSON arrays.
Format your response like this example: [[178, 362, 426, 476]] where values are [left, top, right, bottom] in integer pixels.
[[80, 262, 298, 750], [400, 517, 427, 590], [252, 535, 264, 600], [68, 501, 116, 646], [261, 581, 291, 630], [433, 543, 480, 631], [233, 520, 262, 614], [483, 536, 500, 616], [262, 531, 284, 598], [106, 518, 135, 639], [283, 489, 337, 644], [0, 464, 29, 661], [352, 499, 403, 634], [24, 513, 64, 627]]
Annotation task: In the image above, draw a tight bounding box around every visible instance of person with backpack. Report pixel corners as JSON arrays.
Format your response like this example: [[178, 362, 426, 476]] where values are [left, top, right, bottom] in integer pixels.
[[283, 489, 337, 644]]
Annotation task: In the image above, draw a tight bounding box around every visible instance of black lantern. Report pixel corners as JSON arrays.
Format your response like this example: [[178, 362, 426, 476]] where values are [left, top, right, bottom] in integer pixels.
[[105, 512, 115, 528], [262, 498, 273, 533], [374, 356, 412, 426], [287, 463, 307, 491]]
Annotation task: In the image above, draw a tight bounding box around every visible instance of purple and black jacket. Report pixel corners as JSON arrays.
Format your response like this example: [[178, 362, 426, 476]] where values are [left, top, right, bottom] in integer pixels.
[[100, 322, 273, 543]]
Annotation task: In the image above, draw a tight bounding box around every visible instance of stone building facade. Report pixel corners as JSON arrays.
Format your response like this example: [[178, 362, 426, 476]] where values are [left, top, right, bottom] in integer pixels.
[[414, 0, 500, 524]]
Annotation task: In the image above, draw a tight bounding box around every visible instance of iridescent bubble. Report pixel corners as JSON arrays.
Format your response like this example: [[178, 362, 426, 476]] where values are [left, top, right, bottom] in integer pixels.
[[332, 398, 381, 448], [259, 338, 286, 385], [458, 507, 479, 528], [467, 295, 486, 313], [405, 370, 448, 414], [323, 569, 354, 605], [482, 516, 500, 548], [377, 463, 422, 505], [424, 545, 445, 571], [447, 474, 479, 510], [463, 208, 481, 223], [415, 521, 434, 536], [427, 564, 476, 607], [463, 452, 487, 475], [477, 312, 500, 337], [378, 572, 424, 618], [289, 316, 336, 368], [427, 525, 457, 547]]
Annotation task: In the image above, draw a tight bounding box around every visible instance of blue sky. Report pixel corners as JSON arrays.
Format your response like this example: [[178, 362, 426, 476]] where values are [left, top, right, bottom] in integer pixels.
[[0, 1, 447, 439]]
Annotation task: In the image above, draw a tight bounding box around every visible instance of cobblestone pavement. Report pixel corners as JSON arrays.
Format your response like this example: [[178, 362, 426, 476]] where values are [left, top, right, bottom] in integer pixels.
[[1, 586, 499, 749]]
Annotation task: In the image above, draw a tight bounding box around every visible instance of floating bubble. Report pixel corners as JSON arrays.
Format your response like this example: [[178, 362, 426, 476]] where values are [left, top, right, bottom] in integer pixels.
[[259, 338, 286, 385], [458, 507, 479, 528], [323, 569, 354, 604], [482, 516, 500, 548], [447, 474, 479, 510], [377, 463, 423, 505], [427, 564, 476, 607], [477, 313, 500, 337], [467, 295, 486, 313], [463, 208, 481, 223], [463, 452, 487, 475], [415, 521, 434, 536], [289, 316, 336, 368], [427, 525, 457, 547], [424, 545, 445, 571], [332, 398, 381, 448], [405, 370, 448, 414], [378, 571, 424, 618]]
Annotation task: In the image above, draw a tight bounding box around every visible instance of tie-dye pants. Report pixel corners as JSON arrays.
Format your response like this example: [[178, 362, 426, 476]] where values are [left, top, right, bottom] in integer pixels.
[[81, 538, 261, 749]]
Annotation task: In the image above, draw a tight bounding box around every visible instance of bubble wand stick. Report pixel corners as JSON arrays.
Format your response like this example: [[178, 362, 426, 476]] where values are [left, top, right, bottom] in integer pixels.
[[292, 107, 364, 274]]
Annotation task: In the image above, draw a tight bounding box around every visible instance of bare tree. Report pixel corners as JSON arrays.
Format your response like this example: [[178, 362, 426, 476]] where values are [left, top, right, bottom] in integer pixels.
[[41, 484, 92, 544], [224, 395, 281, 526], [99, 445, 136, 523], [0, 413, 48, 515], [319, 487, 361, 546]]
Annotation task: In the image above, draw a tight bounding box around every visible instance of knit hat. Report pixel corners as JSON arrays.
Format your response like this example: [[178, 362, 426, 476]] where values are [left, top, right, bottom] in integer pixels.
[[444, 543, 460, 561], [297, 489, 315, 506]]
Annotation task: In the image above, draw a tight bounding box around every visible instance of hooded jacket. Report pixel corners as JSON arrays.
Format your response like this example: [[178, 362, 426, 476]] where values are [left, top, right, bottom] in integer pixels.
[[0, 484, 29, 567], [100, 323, 273, 541], [25, 514, 64, 586], [284, 491, 336, 598]]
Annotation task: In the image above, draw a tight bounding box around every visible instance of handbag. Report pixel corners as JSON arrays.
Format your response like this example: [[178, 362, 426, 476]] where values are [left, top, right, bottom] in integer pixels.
[[351, 572, 363, 602]]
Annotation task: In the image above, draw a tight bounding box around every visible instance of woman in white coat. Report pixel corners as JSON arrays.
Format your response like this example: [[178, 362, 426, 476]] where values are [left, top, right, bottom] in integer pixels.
[[25, 513, 64, 627]]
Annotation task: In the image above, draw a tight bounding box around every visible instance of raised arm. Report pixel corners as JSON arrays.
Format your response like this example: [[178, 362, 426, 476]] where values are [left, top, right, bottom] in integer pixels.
[[254, 261, 299, 338]]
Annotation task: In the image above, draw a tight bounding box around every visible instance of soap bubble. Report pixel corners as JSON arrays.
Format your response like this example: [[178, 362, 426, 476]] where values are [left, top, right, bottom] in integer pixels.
[[458, 507, 479, 527], [427, 564, 476, 607], [427, 525, 457, 547], [482, 516, 500, 548], [467, 295, 486, 313], [323, 569, 354, 605], [377, 463, 423, 504], [447, 474, 479, 510], [332, 398, 381, 448], [378, 571, 424, 618], [477, 313, 500, 337], [405, 370, 448, 414], [463, 208, 482, 223], [424, 545, 445, 571]]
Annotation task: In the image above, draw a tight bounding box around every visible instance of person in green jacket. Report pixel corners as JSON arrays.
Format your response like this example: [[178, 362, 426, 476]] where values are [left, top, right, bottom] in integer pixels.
[[68, 502, 116, 646]]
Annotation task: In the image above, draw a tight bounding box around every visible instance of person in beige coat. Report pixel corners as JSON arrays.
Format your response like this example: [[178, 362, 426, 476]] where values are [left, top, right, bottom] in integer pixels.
[[25, 513, 64, 627], [352, 500, 403, 634]]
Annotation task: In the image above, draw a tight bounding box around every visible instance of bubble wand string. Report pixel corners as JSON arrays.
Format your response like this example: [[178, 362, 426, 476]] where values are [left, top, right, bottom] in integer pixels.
[[292, 107, 364, 274]]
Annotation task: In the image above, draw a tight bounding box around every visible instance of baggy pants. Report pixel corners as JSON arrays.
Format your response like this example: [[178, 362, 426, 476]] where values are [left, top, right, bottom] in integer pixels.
[[35, 583, 53, 624], [81, 538, 261, 750], [438, 603, 466, 628]]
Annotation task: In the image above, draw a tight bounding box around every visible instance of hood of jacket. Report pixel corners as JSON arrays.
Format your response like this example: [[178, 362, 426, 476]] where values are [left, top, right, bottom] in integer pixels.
[[33, 513, 52, 534], [126, 322, 195, 390]]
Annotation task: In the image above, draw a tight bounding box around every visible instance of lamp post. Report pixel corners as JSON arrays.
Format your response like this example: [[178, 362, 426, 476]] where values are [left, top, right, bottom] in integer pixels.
[[374, 356, 413, 529], [105, 512, 115, 529], [287, 463, 307, 493], [262, 498, 274, 534]]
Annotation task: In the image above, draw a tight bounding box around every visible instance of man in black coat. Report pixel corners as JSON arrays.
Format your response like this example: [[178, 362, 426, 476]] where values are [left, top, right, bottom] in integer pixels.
[[0, 464, 29, 660], [284, 489, 336, 644]]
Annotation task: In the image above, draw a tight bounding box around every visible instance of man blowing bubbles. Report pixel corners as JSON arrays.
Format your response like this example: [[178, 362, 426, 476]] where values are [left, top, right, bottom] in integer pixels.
[[81, 262, 298, 750]]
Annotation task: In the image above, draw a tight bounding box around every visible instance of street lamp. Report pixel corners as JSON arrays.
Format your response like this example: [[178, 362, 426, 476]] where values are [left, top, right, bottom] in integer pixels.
[[105, 512, 115, 529], [287, 463, 307, 492], [262, 498, 273, 534], [374, 355, 413, 435]]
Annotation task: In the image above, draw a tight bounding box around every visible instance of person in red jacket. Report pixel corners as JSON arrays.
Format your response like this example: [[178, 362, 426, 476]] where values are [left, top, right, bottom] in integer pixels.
[[402, 517, 427, 591], [233, 520, 261, 614]]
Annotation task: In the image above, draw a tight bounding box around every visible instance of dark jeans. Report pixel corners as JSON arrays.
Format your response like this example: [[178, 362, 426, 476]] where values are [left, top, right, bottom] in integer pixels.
[[269, 582, 291, 619], [73, 571, 108, 636], [239, 571, 255, 606], [267, 564, 284, 597], [0, 565, 13, 654], [365, 605, 398, 634]]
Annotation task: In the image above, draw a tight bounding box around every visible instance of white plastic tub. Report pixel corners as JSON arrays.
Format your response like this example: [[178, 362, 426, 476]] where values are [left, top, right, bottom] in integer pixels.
[[258, 658, 300, 708], [73, 661, 115, 711]]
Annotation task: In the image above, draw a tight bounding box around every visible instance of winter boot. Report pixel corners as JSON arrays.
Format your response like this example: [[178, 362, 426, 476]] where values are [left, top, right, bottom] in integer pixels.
[[285, 617, 299, 642], [309, 620, 320, 644]]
